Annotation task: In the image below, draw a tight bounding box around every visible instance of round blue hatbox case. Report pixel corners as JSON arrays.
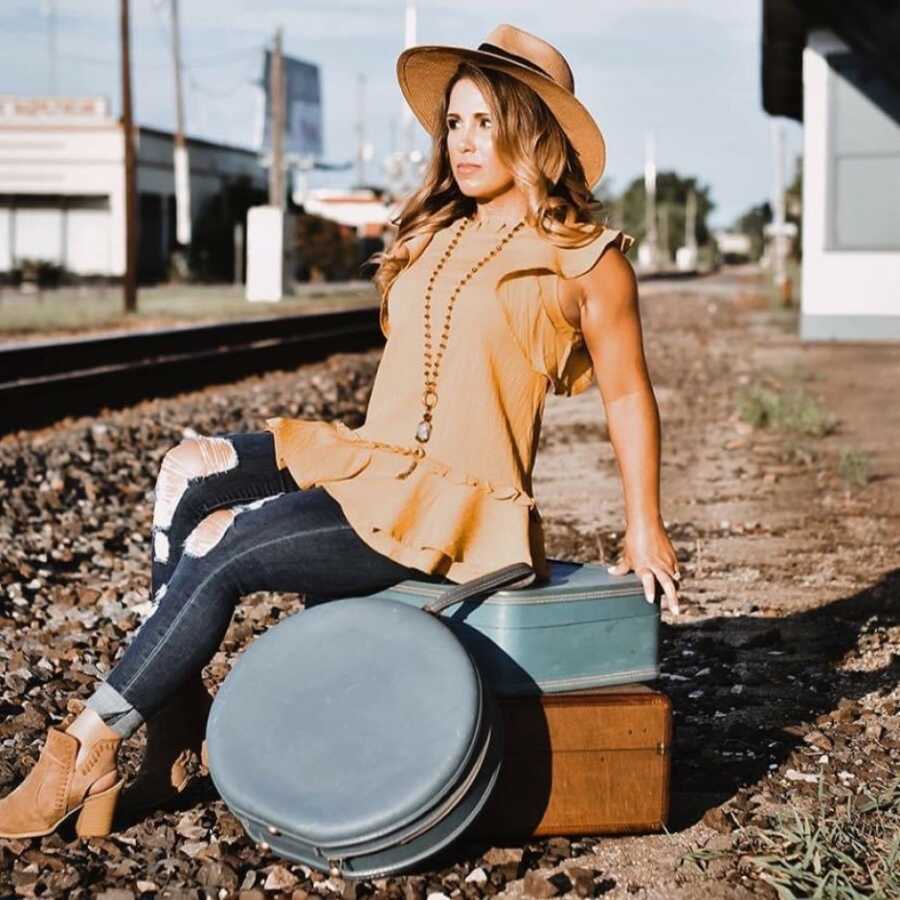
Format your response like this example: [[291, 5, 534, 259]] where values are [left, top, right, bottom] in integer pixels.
[[204, 595, 503, 878]]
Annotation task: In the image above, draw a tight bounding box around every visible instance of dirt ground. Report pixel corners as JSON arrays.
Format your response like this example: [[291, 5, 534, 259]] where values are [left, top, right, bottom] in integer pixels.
[[0, 266, 897, 898], [528, 267, 900, 898]]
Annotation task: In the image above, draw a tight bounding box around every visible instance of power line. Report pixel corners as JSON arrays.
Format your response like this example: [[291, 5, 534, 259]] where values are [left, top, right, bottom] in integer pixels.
[[56, 44, 262, 71], [187, 73, 257, 99]]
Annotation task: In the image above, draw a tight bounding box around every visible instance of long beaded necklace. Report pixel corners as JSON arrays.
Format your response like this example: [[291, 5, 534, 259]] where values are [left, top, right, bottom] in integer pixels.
[[415, 214, 527, 444]]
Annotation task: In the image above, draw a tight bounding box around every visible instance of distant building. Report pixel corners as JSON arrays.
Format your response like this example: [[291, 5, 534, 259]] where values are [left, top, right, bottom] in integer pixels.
[[298, 187, 393, 239], [762, 2, 900, 341], [0, 96, 267, 282], [713, 230, 753, 262]]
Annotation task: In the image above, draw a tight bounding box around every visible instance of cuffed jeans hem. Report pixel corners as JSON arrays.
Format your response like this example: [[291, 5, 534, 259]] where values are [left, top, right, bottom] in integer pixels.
[[84, 679, 146, 739]]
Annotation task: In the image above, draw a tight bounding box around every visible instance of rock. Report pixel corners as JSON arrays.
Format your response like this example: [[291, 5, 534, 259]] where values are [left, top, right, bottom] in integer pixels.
[[264, 865, 299, 891], [464, 868, 488, 884], [179, 840, 209, 859], [197, 861, 240, 892], [865, 721, 883, 741], [803, 730, 833, 752], [546, 836, 571, 857], [785, 768, 818, 783], [404, 877, 427, 900], [522, 871, 561, 898], [702, 804, 733, 833], [567, 867, 595, 898], [482, 847, 523, 866]]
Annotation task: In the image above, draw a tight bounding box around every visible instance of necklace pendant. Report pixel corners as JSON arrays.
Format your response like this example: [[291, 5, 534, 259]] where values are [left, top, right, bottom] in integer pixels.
[[415, 419, 432, 443]]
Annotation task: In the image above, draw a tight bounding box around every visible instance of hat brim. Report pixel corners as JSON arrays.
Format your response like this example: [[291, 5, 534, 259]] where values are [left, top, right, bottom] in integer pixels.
[[396, 45, 606, 189]]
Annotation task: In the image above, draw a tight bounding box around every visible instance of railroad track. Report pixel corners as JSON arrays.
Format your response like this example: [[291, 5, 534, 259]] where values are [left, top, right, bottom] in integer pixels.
[[0, 308, 383, 435]]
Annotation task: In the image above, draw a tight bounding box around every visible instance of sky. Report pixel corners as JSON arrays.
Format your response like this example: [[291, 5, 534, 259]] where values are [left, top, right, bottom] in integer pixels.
[[0, 0, 804, 228]]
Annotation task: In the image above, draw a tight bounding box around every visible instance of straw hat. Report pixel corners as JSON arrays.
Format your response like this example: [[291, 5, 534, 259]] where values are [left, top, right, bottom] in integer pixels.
[[396, 23, 607, 189]]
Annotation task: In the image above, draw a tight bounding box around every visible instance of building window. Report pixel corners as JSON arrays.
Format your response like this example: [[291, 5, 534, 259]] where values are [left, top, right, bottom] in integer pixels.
[[826, 51, 900, 251]]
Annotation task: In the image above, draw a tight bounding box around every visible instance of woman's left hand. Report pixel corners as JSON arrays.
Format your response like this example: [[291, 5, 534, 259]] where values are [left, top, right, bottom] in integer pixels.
[[607, 520, 681, 615]]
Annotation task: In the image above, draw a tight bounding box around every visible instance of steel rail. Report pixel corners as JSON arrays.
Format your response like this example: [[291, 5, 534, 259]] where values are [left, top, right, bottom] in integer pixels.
[[1, 309, 383, 435]]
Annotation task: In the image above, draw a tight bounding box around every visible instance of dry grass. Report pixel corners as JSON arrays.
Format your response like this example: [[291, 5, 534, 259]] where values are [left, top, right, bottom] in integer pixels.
[[0, 282, 378, 339], [680, 777, 900, 898]]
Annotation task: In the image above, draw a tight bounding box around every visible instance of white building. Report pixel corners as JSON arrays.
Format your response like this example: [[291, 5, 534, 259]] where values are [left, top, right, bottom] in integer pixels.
[[297, 186, 393, 239], [762, 4, 900, 341], [0, 96, 267, 281], [713, 230, 753, 261]]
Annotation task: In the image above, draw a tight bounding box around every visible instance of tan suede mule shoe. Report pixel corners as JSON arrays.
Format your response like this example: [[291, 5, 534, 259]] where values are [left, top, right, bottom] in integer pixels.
[[119, 674, 214, 815], [0, 698, 125, 839]]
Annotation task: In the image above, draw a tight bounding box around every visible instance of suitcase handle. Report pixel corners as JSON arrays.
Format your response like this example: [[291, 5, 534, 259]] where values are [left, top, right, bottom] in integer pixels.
[[423, 562, 536, 616]]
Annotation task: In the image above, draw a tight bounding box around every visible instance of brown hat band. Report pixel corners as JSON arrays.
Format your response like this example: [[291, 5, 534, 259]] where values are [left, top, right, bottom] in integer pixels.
[[476, 42, 553, 80]]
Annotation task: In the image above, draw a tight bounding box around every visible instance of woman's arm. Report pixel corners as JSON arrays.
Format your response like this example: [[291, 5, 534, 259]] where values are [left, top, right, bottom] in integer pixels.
[[560, 245, 681, 614]]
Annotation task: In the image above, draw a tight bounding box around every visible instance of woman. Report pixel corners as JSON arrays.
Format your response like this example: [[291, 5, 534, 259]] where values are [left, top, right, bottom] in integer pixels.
[[0, 23, 680, 840]]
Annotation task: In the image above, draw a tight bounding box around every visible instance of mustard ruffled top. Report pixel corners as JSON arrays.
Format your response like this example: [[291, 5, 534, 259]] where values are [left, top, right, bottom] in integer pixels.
[[265, 213, 635, 584]]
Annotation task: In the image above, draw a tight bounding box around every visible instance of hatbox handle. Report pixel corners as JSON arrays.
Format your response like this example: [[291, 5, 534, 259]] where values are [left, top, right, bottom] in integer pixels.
[[422, 562, 536, 617]]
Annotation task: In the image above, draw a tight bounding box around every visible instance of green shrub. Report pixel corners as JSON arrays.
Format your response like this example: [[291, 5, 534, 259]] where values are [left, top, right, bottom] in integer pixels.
[[737, 383, 837, 438]]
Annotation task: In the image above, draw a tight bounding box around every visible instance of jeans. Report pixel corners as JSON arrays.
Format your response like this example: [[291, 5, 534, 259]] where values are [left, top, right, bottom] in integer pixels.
[[85, 430, 448, 738]]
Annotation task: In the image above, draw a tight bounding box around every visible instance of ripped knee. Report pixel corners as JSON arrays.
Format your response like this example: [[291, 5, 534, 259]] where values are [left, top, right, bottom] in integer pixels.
[[152, 435, 239, 532], [183, 494, 284, 559], [183, 508, 238, 558]]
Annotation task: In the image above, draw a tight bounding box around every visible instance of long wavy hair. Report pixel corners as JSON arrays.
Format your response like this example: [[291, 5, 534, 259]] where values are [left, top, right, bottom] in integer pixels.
[[370, 62, 609, 299]]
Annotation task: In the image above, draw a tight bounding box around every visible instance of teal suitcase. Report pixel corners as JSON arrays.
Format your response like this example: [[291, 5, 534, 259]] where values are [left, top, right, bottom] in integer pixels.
[[307, 558, 659, 696]]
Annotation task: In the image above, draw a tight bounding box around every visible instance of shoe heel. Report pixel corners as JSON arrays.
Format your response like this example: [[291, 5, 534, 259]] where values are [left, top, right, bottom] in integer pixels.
[[75, 777, 124, 837]]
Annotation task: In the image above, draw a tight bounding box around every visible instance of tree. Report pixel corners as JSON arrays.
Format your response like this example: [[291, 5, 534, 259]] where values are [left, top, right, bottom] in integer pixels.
[[733, 201, 773, 261], [616, 171, 716, 258]]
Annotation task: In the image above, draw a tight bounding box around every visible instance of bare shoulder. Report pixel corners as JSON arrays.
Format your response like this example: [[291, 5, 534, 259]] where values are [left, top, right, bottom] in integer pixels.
[[558, 242, 637, 329]]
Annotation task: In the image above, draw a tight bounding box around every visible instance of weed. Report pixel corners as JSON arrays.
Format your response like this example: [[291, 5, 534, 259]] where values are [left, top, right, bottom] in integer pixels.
[[838, 449, 872, 489], [737, 383, 837, 438], [679, 777, 900, 898], [737, 384, 780, 429]]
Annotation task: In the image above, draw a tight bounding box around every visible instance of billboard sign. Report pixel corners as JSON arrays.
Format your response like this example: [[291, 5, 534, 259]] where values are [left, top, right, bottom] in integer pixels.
[[259, 51, 323, 161]]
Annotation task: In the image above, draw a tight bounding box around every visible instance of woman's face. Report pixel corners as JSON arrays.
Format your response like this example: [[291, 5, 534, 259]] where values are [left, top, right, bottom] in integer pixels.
[[445, 77, 514, 200]]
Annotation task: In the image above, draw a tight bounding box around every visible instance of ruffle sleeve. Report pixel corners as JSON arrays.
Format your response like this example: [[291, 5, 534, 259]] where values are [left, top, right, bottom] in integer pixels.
[[498, 226, 635, 397], [544, 227, 635, 396]]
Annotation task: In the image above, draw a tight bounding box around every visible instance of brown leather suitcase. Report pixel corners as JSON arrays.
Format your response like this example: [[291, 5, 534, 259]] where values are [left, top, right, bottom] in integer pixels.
[[468, 684, 671, 838]]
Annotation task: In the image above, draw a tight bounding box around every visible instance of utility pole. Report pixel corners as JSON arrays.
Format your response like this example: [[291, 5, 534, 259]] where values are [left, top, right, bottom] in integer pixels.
[[770, 118, 792, 306], [685, 189, 697, 254], [170, 0, 191, 248], [268, 26, 285, 210], [658, 202, 669, 264], [355, 72, 367, 187], [120, 0, 138, 313], [642, 132, 659, 273]]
